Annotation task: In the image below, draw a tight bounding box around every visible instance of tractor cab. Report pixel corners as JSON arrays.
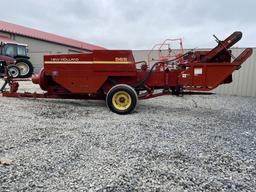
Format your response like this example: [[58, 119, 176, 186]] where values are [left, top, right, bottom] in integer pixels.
[[1, 42, 29, 59]]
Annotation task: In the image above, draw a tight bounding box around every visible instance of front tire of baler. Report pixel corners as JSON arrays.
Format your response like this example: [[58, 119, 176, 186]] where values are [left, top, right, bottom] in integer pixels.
[[106, 84, 138, 114]]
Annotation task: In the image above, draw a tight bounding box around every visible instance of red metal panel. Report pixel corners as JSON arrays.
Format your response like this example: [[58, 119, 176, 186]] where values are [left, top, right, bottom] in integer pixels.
[[178, 63, 246, 90], [43, 50, 137, 93], [53, 72, 107, 93]]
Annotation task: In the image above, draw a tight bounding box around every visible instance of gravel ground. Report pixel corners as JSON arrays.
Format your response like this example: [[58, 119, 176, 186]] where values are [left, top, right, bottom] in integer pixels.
[[0, 81, 256, 191]]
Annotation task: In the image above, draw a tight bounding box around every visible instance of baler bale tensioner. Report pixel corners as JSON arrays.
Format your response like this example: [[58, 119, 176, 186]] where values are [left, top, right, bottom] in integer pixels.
[[0, 32, 253, 114]]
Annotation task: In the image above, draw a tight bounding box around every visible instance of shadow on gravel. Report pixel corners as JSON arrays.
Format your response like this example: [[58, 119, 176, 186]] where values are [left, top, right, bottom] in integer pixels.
[[29, 99, 106, 119], [139, 103, 192, 111], [35, 99, 106, 107]]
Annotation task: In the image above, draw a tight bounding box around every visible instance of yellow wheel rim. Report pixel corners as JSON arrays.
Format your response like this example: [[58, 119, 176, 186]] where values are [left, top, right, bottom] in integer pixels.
[[112, 91, 132, 111]]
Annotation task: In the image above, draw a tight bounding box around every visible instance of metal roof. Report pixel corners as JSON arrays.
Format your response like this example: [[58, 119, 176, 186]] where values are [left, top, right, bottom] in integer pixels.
[[0, 20, 106, 51]]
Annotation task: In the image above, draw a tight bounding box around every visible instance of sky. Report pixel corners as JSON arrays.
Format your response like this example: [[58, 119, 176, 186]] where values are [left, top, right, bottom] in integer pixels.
[[0, 0, 255, 49]]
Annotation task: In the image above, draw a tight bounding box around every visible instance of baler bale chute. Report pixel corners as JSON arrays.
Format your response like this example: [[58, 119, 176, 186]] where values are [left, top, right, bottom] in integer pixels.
[[0, 31, 253, 114]]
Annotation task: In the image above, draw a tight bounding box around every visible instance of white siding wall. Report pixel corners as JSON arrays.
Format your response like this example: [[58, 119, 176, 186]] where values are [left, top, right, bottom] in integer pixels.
[[214, 48, 256, 97]]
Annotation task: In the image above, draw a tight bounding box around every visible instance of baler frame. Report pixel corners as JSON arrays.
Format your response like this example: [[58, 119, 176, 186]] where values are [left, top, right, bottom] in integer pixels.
[[0, 31, 253, 114]]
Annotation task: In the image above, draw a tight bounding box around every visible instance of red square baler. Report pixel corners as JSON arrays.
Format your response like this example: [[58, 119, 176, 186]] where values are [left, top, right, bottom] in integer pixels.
[[1, 32, 252, 114]]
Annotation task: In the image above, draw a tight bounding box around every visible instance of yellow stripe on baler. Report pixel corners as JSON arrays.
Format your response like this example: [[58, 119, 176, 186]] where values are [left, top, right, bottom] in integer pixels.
[[93, 61, 132, 64], [44, 61, 132, 64]]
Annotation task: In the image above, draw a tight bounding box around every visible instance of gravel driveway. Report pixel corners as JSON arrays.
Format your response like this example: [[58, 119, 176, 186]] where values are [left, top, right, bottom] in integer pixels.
[[0, 84, 255, 191]]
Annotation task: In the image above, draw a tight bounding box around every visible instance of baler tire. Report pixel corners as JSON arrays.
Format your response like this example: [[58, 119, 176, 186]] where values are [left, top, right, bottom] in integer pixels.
[[15, 58, 34, 78], [106, 84, 138, 114]]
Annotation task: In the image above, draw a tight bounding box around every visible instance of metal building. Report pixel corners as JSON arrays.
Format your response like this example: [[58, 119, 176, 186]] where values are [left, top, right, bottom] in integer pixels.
[[0, 20, 105, 72]]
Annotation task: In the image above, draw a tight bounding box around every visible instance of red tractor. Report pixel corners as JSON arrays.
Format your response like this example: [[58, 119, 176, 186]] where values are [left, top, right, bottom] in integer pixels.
[[0, 35, 34, 78], [0, 32, 253, 114], [0, 55, 20, 78]]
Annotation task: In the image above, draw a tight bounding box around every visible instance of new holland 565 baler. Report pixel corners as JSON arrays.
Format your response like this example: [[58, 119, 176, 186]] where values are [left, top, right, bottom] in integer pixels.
[[0, 32, 253, 114]]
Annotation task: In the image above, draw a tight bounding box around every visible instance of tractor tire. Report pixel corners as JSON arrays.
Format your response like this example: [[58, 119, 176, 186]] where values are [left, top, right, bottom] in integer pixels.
[[15, 58, 34, 78], [7, 65, 20, 78], [106, 84, 138, 114]]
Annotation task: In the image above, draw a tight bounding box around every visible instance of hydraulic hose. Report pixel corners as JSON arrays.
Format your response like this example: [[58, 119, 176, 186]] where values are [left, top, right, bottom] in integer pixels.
[[134, 52, 191, 88]]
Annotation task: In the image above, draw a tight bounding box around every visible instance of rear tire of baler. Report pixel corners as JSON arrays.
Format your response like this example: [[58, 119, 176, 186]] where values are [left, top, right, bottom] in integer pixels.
[[106, 84, 138, 114], [15, 58, 34, 78]]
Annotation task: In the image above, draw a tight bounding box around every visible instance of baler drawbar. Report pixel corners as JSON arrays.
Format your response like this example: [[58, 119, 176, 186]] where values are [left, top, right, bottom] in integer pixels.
[[0, 32, 253, 114]]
